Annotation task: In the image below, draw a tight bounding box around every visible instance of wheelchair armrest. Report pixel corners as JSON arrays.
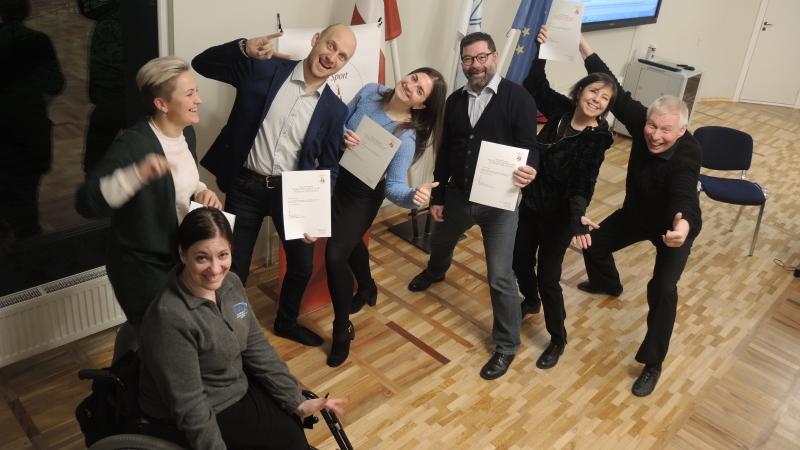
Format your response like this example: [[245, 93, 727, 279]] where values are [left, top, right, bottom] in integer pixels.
[[78, 369, 125, 388]]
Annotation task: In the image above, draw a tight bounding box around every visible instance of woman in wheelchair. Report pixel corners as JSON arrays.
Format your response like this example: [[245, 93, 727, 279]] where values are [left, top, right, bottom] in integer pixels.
[[138, 207, 345, 449]]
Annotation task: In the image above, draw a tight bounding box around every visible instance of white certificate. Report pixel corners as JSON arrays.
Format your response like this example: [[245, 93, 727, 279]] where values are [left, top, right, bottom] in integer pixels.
[[539, 0, 584, 64], [281, 170, 332, 240], [469, 141, 529, 211], [339, 116, 402, 189], [189, 201, 236, 231]]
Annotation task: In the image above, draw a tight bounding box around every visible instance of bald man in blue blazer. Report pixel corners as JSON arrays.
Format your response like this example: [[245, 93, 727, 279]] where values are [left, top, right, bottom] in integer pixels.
[[193, 24, 357, 347]]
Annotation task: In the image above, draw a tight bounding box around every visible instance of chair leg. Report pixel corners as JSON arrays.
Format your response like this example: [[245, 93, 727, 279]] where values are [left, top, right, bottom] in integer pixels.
[[730, 205, 745, 232], [748, 203, 766, 256]]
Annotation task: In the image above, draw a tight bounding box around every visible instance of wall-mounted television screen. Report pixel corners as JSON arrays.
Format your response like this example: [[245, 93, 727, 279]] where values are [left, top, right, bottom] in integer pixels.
[[581, 0, 663, 31]]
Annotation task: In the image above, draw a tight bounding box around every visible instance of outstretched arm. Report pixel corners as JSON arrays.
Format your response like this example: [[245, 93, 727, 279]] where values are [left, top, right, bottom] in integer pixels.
[[522, 26, 573, 120], [579, 33, 647, 132]]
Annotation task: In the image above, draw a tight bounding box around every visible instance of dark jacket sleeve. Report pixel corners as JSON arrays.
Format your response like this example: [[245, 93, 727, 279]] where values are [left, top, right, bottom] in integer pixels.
[[584, 53, 647, 134], [522, 59, 572, 121], [566, 139, 609, 235], [667, 138, 703, 239], [430, 96, 456, 205], [192, 39, 255, 88]]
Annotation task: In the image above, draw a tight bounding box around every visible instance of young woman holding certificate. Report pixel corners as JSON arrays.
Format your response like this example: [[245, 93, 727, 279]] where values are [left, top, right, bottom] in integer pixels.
[[512, 26, 616, 370], [325, 68, 447, 367]]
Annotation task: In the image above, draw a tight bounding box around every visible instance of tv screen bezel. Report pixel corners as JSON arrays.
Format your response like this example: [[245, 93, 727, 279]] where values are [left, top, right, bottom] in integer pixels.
[[581, 0, 663, 32]]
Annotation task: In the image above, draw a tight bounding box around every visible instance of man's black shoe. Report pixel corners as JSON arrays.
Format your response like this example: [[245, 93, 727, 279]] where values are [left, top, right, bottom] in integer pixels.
[[274, 324, 324, 347], [576, 281, 622, 297], [535, 341, 564, 369], [479, 352, 515, 380], [521, 298, 541, 317], [632, 364, 662, 397], [407, 271, 444, 292]]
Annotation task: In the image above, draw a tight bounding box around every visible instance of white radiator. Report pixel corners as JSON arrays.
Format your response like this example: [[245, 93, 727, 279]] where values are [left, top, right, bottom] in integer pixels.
[[0, 267, 125, 368]]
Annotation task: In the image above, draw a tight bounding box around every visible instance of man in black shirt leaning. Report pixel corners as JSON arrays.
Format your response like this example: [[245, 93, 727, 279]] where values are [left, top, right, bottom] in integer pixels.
[[575, 35, 702, 397], [407, 32, 539, 381]]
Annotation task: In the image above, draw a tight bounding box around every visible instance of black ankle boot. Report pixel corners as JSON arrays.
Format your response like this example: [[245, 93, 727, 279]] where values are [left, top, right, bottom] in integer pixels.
[[350, 279, 378, 314], [327, 322, 355, 367]]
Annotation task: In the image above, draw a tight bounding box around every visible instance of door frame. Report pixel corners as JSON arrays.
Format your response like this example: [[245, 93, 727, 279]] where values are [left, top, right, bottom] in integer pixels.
[[157, 0, 173, 56], [734, 0, 800, 108]]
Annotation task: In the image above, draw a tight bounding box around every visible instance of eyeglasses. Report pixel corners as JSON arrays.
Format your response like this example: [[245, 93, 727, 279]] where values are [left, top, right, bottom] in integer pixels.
[[461, 52, 494, 66]]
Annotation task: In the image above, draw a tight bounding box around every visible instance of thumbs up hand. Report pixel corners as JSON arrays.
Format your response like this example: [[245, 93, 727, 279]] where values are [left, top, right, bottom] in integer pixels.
[[412, 181, 440, 208], [662, 212, 690, 247]]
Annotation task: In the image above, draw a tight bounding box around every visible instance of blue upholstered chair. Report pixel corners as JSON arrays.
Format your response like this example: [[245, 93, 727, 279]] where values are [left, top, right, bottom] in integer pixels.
[[695, 126, 767, 256]]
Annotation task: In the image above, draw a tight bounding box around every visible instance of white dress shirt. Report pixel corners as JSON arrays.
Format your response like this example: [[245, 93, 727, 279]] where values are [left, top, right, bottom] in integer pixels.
[[245, 61, 326, 176], [465, 74, 501, 127]]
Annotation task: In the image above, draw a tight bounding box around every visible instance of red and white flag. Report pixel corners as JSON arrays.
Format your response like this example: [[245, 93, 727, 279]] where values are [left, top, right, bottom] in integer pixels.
[[351, 0, 402, 83]]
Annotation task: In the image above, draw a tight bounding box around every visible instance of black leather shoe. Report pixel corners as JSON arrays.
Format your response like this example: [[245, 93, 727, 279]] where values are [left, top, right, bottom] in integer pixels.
[[577, 281, 622, 297], [479, 352, 515, 380], [535, 341, 564, 369], [632, 364, 662, 397], [274, 324, 324, 347], [327, 322, 355, 367], [408, 271, 444, 292], [350, 279, 378, 314], [521, 298, 541, 317]]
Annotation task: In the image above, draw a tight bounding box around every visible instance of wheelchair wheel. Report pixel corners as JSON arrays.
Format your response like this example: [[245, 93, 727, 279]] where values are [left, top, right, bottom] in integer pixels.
[[88, 434, 185, 450]]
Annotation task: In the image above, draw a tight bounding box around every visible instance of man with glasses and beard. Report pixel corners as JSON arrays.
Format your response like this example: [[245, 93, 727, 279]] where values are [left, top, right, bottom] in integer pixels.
[[407, 32, 539, 380]]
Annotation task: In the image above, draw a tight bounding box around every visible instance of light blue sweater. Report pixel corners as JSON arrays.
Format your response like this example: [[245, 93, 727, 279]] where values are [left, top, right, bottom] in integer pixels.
[[345, 83, 417, 209]]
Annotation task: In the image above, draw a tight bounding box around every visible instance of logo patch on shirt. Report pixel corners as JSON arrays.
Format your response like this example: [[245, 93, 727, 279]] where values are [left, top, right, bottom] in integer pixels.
[[233, 302, 249, 319]]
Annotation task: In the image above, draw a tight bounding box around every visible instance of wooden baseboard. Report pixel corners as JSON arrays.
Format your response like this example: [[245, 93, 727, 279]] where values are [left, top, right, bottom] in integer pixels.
[[699, 96, 734, 102]]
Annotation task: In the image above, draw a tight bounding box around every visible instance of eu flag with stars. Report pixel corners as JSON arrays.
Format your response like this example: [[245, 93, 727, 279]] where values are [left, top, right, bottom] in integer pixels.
[[505, 0, 554, 84]]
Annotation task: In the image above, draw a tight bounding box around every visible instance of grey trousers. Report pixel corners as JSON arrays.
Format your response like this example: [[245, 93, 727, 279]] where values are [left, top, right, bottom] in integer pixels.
[[424, 184, 522, 355]]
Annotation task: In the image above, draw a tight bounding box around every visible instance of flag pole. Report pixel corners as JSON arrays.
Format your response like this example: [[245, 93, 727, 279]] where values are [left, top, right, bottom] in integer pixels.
[[498, 28, 521, 76], [448, 43, 462, 91], [388, 39, 402, 84]]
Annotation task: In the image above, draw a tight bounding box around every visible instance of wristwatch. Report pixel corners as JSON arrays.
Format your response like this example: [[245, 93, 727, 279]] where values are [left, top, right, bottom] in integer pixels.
[[238, 38, 248, 57]]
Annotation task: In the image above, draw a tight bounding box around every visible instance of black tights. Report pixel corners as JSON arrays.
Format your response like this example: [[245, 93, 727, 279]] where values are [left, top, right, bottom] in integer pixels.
[[325, 170, 385, 330]]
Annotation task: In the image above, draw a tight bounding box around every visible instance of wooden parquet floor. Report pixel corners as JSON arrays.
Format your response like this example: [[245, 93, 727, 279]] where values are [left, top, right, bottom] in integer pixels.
[[2, 99, 800, 448], [5, 2, 798, 449]]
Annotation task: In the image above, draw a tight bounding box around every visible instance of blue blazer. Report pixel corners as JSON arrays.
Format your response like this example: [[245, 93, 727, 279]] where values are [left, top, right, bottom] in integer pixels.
[[192, 40, 347, 192]]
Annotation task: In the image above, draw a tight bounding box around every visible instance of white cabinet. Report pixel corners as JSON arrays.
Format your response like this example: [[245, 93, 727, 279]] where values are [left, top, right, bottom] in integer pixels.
[[614, 59, 702, 136]]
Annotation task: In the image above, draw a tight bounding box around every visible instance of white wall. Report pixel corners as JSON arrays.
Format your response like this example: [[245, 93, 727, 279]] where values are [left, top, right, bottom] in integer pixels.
[[164, 0, 762, 255], [168, 0, 762, 160]]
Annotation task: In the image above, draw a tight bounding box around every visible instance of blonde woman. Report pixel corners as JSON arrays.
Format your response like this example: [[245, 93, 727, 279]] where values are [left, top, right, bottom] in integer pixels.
[[76, 56, 220, 354]]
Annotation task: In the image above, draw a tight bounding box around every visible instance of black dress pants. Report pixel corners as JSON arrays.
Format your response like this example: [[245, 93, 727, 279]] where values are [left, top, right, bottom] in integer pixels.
[[224, 171, 314, 329], [582, 209, 694, 365], [325, 169, 385, 330], [145, 380, 308, 450], [512, 204, 573, 345]]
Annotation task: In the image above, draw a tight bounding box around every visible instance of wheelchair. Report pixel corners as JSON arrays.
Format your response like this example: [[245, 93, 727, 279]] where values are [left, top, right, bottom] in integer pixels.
[[76, 351, 353, 450]]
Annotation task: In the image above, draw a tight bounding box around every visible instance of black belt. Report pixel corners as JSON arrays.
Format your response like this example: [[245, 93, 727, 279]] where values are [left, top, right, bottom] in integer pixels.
[[241, 168, 282, 189]]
